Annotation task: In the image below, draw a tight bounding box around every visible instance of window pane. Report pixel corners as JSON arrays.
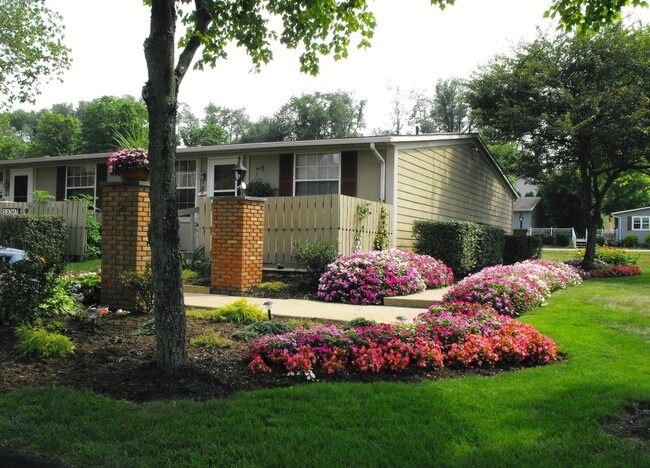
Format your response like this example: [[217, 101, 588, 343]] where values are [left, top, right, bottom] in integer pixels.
[[214, 164, 235, 192]]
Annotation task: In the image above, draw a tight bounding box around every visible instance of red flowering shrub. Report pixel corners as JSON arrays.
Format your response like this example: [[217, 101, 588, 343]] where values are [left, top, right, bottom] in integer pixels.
[[586, 265, 642, 278]]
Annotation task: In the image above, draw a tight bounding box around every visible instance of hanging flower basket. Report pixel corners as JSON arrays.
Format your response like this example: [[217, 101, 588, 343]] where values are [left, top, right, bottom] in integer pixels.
[[107, 148, 150, 180]]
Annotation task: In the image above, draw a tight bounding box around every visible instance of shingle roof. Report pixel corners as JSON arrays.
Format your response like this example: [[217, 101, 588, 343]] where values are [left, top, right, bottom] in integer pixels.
[[513, 197, 541, 211]]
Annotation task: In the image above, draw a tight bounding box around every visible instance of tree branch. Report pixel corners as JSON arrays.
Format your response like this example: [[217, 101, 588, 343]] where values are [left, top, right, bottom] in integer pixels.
[[175, 0, 211, 92]]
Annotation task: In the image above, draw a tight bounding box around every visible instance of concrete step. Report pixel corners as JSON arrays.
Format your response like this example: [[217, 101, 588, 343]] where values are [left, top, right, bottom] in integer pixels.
[[383, 286, 450, 309]]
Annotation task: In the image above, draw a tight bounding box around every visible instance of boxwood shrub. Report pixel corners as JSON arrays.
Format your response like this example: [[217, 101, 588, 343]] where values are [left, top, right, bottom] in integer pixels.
[[0, 215, 67, 272]]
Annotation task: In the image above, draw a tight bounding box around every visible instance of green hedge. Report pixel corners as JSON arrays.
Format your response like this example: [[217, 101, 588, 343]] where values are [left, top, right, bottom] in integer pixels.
[[412, 220, 505, 277], [503, 235, 543, 264], [0, 215, 67, 272]]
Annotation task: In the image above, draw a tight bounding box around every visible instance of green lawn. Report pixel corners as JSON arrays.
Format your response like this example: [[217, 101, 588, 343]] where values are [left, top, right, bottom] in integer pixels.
[[64, 258, 101, 274], [1, 251, 648, 466]]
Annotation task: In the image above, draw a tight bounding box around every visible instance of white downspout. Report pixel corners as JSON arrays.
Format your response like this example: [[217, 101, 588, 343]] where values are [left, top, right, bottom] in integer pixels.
[[369, 143, 386, 202]]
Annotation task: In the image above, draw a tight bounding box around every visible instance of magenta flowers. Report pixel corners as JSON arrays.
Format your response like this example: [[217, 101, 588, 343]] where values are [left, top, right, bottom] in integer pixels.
[[107, 148, 149, 175], [317, 249, 454, 305]]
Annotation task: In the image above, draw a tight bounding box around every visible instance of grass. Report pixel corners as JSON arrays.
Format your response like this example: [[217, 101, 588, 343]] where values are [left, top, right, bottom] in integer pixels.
[[64, 258, 101, 274], [2, 251, 648, 466]]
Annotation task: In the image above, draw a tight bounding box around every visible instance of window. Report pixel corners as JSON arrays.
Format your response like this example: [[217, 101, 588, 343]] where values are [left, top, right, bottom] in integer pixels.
[[66, 166, 95, 200], [176, 159, 197, 210], [632, 216, 650, 230], [208, 157, 238, 197], [294, 152, 340, 195]]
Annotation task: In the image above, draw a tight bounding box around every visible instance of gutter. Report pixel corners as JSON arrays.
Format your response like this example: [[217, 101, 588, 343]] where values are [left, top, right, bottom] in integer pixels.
[[369, 143, 386, 202]]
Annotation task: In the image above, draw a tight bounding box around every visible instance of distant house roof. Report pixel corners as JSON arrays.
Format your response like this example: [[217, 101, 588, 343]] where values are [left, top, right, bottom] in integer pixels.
[[611, 206, 650, 216], [513, 197, 541, 212]]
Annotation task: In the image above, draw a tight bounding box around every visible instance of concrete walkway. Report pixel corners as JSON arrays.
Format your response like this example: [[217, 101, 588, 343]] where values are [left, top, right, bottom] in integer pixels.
[[184, 287, 450, 324]]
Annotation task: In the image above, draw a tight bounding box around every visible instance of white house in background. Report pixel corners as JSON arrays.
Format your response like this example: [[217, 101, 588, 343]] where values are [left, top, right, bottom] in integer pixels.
[[611, 206, 650, 244], [514, 178, 539, 197], [513, 196, 544, 230]]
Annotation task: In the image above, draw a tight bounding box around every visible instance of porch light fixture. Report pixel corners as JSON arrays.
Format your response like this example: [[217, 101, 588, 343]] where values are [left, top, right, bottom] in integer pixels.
[[233, 156, 247, 196], [519, 213, 524, 229], [263, 301, 273, 320]]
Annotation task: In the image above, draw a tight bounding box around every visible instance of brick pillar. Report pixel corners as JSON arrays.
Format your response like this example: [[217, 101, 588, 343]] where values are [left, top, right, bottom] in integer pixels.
[[100, 181, 151, 310], [210, 197, 265, 294]]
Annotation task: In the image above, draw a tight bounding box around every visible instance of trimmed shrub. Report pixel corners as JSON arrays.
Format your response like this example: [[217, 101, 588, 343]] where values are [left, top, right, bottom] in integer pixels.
[[413, 220, 479, 276], [503, 235, 543, 264], [596, 235, 606, 246], [214, 298, 266, 324], [0, 255, 56, 326], [622, 234, 639, 248], [0, 215, 67, 272], [645, 233, 650, 246], [343, 317, 379, 330], [474, 224, 506, 270], [554, 232, 570, 247], [291, 237, 339, 285], [541, 235, 555, 246]]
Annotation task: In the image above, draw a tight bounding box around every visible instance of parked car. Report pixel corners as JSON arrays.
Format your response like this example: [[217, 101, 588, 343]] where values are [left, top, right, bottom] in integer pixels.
[[0, 246, 26, 264]]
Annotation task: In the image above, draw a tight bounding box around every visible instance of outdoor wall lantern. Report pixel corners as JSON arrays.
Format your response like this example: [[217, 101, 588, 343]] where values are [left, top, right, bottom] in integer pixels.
[[233, 156, 247, 196], [87, 305, 99, 336], [519, 213, 524, 229], [263, 301, 273, 320]]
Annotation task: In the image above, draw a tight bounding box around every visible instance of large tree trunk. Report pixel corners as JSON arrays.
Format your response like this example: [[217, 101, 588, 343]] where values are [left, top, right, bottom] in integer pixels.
[[143, 0, 188, 371]]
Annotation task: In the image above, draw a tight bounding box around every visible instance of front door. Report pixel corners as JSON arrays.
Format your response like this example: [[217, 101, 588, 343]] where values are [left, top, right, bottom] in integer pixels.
[[207, 157, 238, 197], [10, 169, 33, 202]]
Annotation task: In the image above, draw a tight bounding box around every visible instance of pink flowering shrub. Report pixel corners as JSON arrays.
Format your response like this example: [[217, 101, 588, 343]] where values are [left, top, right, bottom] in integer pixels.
[[443, 273, 545, 317], [317, 249, 453, 305], [443, 260, 582, 317], [107, 148, 149, 175], [446, 320, 558, 367], [414, 301, 507, 346], [245, 301, 558, 378], [586, 265, 642, 278]]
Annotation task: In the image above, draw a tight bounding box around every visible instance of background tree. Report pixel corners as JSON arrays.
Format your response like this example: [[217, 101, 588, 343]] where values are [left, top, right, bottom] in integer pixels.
[[0, 0, 71, 109], [32, 111, 82, 156], [143, 0, 377, 371], [273, 91, 366, 140], [409, 78, 473, 134], [602, 172, 650, 214], [203, 104, 251, 143], [238, 116, 285, 143], [78, 96, 148, 153], [388, 83, 408, 134], [466, 25, 650, 266]]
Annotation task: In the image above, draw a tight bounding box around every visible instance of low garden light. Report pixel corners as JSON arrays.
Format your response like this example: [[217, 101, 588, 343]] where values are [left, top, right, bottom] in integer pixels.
[[263, 301, 273, 320], [233, 156, 247, 196], [87, 305, 99, 335]]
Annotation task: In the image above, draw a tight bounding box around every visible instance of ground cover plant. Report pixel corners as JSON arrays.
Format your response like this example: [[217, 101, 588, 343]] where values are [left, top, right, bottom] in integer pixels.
[[0, 251, 648, 466], [317, 249, 453, 304]]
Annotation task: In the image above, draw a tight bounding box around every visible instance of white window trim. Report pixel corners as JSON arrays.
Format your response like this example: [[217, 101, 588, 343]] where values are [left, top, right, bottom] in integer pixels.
[[0, 170, 5, 200], [175, 159, 199, 208], [293, 152, 341, 195], [632, 216, 650, 231], [207, 156, 239, 197], [65, 165, 96, 201]]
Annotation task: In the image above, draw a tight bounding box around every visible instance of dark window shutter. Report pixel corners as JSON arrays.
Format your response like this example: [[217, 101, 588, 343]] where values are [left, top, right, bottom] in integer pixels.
[[278, 153, 294, 196], [627, 216, 632, 230], [340, 150, 357, 197], [56, 166, 67, 200], [96, 163, 108, 209]]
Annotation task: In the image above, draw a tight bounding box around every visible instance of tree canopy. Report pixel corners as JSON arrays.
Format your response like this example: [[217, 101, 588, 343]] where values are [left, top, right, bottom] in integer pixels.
[[0, 0, 71, 109], [466, 24, 650, 264]]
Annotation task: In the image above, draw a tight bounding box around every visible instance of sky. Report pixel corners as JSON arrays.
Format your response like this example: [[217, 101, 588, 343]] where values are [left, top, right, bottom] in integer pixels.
[[28, 0, 650, 132]]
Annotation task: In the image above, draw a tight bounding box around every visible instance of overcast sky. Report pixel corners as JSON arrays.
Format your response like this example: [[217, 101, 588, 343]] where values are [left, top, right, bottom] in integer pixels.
[[29, 0, 650, 132]]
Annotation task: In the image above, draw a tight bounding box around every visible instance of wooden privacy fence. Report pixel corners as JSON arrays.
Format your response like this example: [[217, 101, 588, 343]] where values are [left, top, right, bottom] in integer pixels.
[[0, 201, 88, 257], [195, 195, 393, 266]]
